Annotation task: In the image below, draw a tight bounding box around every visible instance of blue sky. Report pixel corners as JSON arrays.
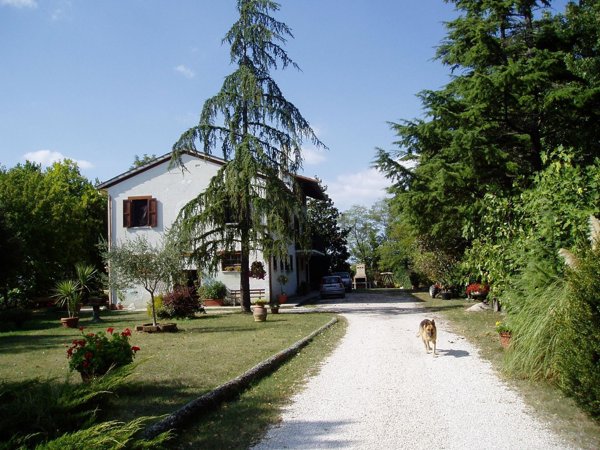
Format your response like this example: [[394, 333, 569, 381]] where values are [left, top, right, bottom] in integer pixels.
[[0, 0, 567, 210]]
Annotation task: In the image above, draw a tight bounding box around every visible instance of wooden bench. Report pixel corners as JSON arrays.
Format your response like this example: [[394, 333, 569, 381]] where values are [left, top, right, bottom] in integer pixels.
[[227, 289, 266, 306]]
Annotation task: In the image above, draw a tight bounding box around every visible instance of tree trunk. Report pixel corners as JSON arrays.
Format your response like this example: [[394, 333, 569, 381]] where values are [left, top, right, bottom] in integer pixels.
[[150, 292, 158, 326], [240, 226, 251, 313]]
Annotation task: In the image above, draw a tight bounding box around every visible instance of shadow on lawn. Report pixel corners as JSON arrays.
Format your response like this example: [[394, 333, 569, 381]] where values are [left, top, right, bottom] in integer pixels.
[[0, 333, 72, 354], [112, 379, 215, 423]]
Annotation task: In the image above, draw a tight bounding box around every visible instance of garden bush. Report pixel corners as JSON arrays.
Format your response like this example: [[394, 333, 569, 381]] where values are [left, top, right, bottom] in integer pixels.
[[0, 367, 134, 448], [146, 294, 164, 318], [558, 246, 600, 418], [198, 280, 227, 301], [160, 287, 203, 319]]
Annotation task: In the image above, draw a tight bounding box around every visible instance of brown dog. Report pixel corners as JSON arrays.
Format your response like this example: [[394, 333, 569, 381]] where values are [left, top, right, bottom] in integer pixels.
[[418, 319, 437, 356]]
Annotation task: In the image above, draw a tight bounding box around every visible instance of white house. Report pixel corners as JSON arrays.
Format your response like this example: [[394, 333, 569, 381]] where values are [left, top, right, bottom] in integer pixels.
[[97, 150, 324, 308]]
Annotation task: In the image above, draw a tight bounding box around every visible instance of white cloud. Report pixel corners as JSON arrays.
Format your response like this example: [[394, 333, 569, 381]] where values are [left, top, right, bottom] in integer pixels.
[[23, 149, 93, 170], [302, 147, 326, 166], [1, 0, 37, 8], [174, 64, 195, 79], [326, 168, 391, 211]]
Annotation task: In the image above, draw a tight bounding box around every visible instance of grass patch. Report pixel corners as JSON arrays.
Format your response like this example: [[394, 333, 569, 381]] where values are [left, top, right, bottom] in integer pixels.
[[411, 291, 600, 449], [0, 307, 342, 447], [171, 316, 347, 449]]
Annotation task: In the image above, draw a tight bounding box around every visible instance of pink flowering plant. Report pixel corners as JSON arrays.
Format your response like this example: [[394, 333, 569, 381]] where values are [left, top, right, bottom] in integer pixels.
[[66, 327, 140, 378]]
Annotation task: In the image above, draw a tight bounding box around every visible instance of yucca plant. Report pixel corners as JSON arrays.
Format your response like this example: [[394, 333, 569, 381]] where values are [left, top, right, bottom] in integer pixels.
[[75, 263, 98, 304], [53, 280, 82, 318]]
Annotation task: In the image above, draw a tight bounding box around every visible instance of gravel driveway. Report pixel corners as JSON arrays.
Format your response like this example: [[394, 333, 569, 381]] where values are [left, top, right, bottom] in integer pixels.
[[253, 291, 570, 450]]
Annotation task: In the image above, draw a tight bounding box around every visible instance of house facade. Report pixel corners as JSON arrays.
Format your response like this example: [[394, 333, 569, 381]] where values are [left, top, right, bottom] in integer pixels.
[[97, 151, 324, 309]]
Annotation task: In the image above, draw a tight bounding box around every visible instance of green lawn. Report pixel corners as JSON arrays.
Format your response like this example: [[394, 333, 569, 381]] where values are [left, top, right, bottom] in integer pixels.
[[0, 307, 345, 448]]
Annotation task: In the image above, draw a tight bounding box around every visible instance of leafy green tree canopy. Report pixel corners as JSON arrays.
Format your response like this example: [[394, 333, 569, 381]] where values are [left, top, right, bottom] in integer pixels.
[[0, 161, 106, 295]]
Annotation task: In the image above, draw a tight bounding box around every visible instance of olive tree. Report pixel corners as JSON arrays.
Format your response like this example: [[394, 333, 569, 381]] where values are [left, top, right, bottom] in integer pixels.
[[101, 236, 184, 326]]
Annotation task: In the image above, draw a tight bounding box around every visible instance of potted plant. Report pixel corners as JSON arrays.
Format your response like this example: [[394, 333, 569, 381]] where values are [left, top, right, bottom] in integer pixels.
[[250, 261, 266, 279], [466, 282, 490, 301], [439, 285, 454, 300], [269, 297, 280, 314], [66, 326, 140, 381], [277, 274, 288, 304], [199, 280, 227, 306], [54, 279, 82, 328], [252, 298, 268, 322], [495, 321, 512, 348]]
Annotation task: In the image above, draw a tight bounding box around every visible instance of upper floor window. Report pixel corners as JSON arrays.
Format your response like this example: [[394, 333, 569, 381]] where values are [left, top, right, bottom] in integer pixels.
[[123, 196, 157, 228]]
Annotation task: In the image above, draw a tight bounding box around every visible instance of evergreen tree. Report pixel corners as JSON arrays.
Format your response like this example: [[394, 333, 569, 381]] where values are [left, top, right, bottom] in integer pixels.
[[306, 181, 350, 274], [171, 0, 324, 312], [130, 154, 158, 169], [375, 0, 600, 262]]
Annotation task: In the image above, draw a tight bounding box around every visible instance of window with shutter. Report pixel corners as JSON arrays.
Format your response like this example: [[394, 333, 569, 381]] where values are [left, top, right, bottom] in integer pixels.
[[123, 199, 132, 228], [123, 196, 158, 228]]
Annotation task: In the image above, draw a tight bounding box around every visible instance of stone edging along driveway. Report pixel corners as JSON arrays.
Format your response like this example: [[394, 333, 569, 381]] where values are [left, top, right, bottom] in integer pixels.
[[143, 316, 338, 439]]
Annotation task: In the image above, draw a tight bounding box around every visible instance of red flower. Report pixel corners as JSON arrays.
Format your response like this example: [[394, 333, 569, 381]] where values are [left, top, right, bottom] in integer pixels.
[[106, 327, 114, 334], [82, 361, 89, 368], [85, 352, 93, 360], [121, 328, 132, 337], [79, 326, 85, 331], [131, 346, 141, 353], [67, 348, 73, 357]]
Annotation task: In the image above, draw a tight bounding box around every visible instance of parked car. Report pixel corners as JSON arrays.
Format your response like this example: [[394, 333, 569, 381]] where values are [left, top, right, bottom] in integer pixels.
[[320, 275, 346, 299], [332, 271, 352, 292]]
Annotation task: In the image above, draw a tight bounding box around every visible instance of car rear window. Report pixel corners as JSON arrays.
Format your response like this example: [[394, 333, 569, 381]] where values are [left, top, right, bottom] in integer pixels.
[[323, 276, 341, 284]]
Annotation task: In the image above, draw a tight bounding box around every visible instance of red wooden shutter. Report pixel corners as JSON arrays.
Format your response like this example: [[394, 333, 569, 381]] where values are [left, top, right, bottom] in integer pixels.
[[149, 198, 158, 227], [123, 199, 131, 228]]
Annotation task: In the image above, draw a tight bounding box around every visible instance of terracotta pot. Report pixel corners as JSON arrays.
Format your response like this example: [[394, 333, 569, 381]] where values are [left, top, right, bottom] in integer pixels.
[[499, 332, 512, 349], [203, 299, 224, 307], [253, 305, 268, 322], [277, 294, 288, 304], [60, 317, 79, 328]]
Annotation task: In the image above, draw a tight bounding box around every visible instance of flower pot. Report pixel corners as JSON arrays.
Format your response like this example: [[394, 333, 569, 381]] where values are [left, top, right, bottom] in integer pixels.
[[440, 291, 452, 300], [499, 332, 512, 349], [270, 305, 280, 314], [253, 305, 268, 322], [61, 317, 79, 328], [203, 298, 224, 307], [277, 294, 288, 304]]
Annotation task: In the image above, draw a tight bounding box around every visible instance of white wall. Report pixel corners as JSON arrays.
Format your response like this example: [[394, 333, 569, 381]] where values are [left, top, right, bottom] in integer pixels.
[[104, 154, 288, 308]]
